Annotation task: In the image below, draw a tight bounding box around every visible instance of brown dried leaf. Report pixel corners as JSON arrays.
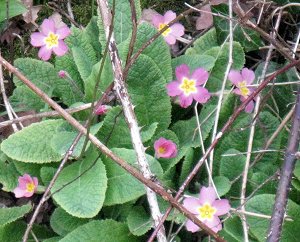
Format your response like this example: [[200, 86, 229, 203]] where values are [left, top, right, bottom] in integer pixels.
[[211, 0, 228, 5], [196, 5, 213, 30], [22, 5, 42, 24]]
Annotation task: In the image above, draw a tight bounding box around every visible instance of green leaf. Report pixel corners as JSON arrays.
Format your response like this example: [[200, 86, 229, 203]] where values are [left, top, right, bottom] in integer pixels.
[[216, 112, 281, 175], [205, 42, 245, 92], [72, 46, 95, 81], [213, 5, 263, 52], [246, 194, 300, 242], [214, 176, 231, 196], [0, 152, 19, 191], [50, 207, 89, 236], [172, 104, 215, 149], [51, 122, 102, 158], [98, 0, 141, 46], [222, 216, 244, 242], [127, 206, 153, 236], [127, 54, 172, 133], [0, 0, 27, 22], [179, 148, 195, 184], [141, 122, 158, 143], [0, 204, 31, 227], [129, 23, 172, 81], [294, 161, 300, 180], [84, 16, 102, 59], [10, 86, 45, 111], [0, 221, 55, 242], [50, 152, 107, 218], [186, 28, 219, 55], [60, 220, 139, 242], [103, 148, 163, 206], [171, 54, 216, 72], [13, 58, 81, 107], [1, 120, 64, 163]]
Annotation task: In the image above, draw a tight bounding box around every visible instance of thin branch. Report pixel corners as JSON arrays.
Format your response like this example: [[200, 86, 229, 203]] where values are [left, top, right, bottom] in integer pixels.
[[97, 0, 167, 240], [0, 54, 18, 132], [0, 102, 94, 129]]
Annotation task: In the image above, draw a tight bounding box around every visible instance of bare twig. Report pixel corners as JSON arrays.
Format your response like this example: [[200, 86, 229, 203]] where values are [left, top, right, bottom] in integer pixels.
[[97, 0, 167, 240], [0, 56, 18, 132]]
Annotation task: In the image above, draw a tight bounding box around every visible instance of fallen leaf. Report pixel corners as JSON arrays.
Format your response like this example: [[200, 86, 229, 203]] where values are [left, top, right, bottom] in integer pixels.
[[196, 4, 213, 30]]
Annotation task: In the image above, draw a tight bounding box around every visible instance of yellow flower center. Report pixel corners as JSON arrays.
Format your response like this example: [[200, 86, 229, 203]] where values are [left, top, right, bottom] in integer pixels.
[[158, 147, 166, 154], [158, 23, 171, 37], [237, 81, 250, 97], [44, 32, 59, 48], [26, 182, 35, 193], [198, 203, 216, 220], [179, 78, 197, 96]]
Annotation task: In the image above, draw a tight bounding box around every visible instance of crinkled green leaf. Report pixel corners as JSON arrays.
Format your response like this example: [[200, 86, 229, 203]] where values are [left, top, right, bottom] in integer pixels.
[[0, 152, 19, 191], [214, 176, 231, 196], [51, 122, 102, 158], [72, 46, 95, 81], [186, 28, 219, 55], [10, 86, 44, 111], [127, 206, 153, 236], [98, 0, 141, 46], [179, 148, 195, 185], [103, 148, 163, 206], [60, 220, 139, 242], [50, 207, 89, 236], [1, 120, 64, 163], [13, 58, 81, 107], [171, 54, 216, 72], [0, 204, 31, 227], [205, 42, 245, 92], [84, 16, 102, 59], [246, 194, 300, 242], [0, 221, 55, 242], [50, 152, 107, 218]]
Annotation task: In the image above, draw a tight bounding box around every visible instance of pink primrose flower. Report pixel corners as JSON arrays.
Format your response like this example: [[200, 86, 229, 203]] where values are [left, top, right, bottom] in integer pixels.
[[94, 105, 110, 115], [183, 186, 230, 233], [152, 10, 184, 45], [58, 70, 67, 78], [166, 64, 211, 108], [30, 18, 71, 61], [13, 174, 38, 198], [154, 137, 177, 159], [228, 68, 256, 113]]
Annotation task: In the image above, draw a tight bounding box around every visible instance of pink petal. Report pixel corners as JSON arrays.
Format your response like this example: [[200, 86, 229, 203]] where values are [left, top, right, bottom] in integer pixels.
[[191, 68, 209, 85], [162, 142, 177, 158], [23, 191, 34, 198], [52, 40, 68, 56], [228, 70, 243, 85], [196, 5, 213, 30], [198, 186, 217, 205], [192, 87, 211, 104], [213, 199, 231, 216], [241, 68, 255, 84], [163, 10, 176, 23], [183, 197, 202, 214], [175, 64, 190, 82], [13, 187, 26, 198], [154, 138, 166, 150], [170, 23, 184, 37], [38, 45, 52, 61], [30, 32, 46, 47], [56, 26, 71, 39], [233, 88, 242, 96], [40, 19, 56, 36], [205, 216, 222, 233], [185, 219, 200, 233], [33, 177, 38, 188], [179, 94, 193, 108], [152, 14, 164, 28], [166, 81, 182, 97], [164, 34, 176, 45], [245, 100, 254, 113]]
